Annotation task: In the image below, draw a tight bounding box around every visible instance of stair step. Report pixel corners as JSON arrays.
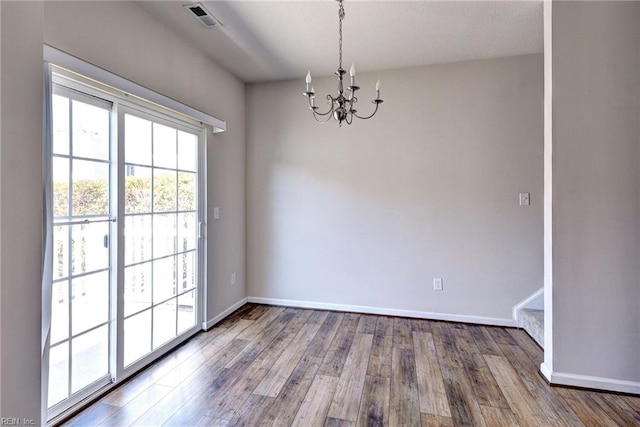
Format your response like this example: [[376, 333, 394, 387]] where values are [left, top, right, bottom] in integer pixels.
[[519, 308, 544, 348]]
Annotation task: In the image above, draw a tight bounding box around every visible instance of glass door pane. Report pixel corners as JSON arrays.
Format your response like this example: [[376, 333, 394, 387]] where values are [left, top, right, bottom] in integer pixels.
[[48, 89, 113, 411], [123, 112, 199, 368]]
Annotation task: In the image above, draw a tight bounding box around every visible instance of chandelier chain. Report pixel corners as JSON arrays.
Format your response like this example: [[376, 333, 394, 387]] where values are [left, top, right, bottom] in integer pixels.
[[338, 0, 344, 70]]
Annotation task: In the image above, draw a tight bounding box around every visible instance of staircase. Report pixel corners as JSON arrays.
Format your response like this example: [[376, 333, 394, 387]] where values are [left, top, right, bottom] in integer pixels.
[[519, 308, 544, 348], [513, 288, 544, 348]]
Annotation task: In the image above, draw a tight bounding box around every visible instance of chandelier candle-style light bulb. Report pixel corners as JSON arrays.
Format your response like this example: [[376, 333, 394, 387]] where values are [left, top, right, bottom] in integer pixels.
[[305, 71, 312, 93], [350, 64, 356, 87], [302, 0, 383, 126]]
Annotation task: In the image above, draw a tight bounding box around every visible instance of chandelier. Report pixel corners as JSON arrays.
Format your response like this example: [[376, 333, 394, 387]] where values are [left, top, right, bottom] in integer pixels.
[[303, 0, 383, 126]]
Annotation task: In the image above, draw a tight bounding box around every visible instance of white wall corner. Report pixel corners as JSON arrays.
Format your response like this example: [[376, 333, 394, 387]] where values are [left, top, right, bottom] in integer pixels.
[[247, 297, 517, 327], [203, 297, 248, 330], [0, 0, 3, 411], [512, 287, 544, 323], [542, 0, 554, 377]]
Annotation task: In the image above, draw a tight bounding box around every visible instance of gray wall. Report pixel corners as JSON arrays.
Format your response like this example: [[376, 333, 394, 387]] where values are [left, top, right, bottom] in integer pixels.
[[0, 2, 44, 422], [551, 1, 640, 385], [246, 54, 543, 322], [44, 1, 247, 322]]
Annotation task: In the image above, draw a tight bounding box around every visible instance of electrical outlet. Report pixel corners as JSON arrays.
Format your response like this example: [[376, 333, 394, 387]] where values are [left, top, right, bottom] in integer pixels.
[[231, 272, 237, 285], [433, 278, 443, 291]]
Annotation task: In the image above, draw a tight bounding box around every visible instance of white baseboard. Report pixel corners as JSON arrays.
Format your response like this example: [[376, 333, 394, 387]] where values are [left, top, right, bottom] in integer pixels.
[[247, 296, 517, 327], [540, 362, 553, 382], [512, 287, 544, 322], [540, 363, 640, 395], [203, 297, 248, 330]]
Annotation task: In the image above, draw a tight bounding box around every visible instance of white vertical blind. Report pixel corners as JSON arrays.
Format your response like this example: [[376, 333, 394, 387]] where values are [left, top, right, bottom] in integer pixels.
[[41, 62, 54, 426]]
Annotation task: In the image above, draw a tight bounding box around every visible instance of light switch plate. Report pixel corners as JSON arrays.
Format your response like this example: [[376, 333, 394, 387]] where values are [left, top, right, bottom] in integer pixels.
[[519, 192, 530, 206]]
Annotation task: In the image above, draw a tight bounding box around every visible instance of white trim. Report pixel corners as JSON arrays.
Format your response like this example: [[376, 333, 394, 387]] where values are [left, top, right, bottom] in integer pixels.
[[247, 297, 517, 327], [199, 131, 209, 333], [540, 365, 640, 395], [512, 287, 544, 322], [540, 362, 553, 382], [542, 0, 554, 373], [43, 45, 226, 133], [53, 71, 202, 135], [204, 297, 248, 330]]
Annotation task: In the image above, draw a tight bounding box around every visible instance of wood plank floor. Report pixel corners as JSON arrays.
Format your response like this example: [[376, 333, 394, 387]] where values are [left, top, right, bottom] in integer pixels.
[[60, 304, 640, 426]]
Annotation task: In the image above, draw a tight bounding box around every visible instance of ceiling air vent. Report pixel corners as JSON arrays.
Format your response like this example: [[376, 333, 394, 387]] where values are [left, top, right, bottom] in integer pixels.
[[183, 3, 220, 28]]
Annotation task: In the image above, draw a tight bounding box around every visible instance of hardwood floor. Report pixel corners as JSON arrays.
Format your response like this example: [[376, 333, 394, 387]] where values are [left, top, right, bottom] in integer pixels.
[[61, 304, 640, 426]]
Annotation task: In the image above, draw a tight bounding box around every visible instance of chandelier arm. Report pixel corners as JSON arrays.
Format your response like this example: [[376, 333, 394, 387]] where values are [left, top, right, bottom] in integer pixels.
[[310, 105, 334, 117], [348, 95, 358, 109], [311, 95, 337, 122], [352, 101, 381, 120], [312, 109, 335, 123], [312, 95, 337, 117], [305, 94, 335, 117]]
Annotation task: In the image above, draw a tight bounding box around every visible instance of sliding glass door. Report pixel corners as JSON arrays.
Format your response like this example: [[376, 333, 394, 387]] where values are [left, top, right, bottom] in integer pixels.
[[46, 74, 204, 420], [48, 87, 114, 410], [121, 109, 200, 367]]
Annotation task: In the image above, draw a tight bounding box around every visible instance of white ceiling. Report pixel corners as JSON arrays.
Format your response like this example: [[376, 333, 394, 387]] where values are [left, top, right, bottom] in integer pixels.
[[137, 1, 543, 83]]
